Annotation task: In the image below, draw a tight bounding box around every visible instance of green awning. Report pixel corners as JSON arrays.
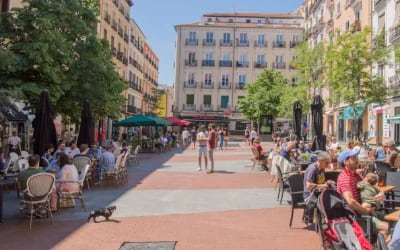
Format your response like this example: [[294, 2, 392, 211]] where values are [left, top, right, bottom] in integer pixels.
[[387, 114, 400, 124], [114, 114, 171, 127], [340, 103, 366, 120]]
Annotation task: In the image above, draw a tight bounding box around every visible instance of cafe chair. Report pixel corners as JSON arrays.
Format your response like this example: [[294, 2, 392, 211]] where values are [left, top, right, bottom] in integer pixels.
[[128, 145, 140, 165], [58, 164, 90, 212], [102, 154, 124, 186], [118, 152, 129, 184], [73, 157, 92, 189], [20, 151, 30, 159], [17, 158, 29, 172], [287, 173, 307, 228], [276, 165, 290, 205], [383, 172, 400, 210], [374, 161, 395, 175], [19, 173, 55, 230]]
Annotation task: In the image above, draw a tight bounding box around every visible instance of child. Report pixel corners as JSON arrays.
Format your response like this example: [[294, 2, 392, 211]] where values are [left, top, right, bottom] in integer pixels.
[[358, 173, 380, 209]]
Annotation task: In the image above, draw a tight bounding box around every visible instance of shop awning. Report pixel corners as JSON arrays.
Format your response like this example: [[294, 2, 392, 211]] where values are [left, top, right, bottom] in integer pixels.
[[340, 103, 366, 120], [1, 102, 27, 122], [387, 114, 400, 124]]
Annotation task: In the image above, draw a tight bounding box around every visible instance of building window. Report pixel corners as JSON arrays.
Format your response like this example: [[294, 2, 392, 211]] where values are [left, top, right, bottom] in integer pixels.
[[345, 20, 350, 32], [256, 55, 265, 65], [239, 33, 248, 43], [336, 2, 341, 17], [189, 31, 196, 42], [246, 19, 251, 23], [221, 96, 229, 108], [186, 94, 194, 105], [221, 74, 229, 86], [203, 95, 211, 105], [206, 32, 214, 42], [103, 29, 107, 40], [205, 52, 213, 61], [204, 73, 212, 85], [187, 72, 195, 85], [257, 34, 265, 45], [207, 18, 212, 22], [222, 53, 231, 61], [223, 32, 231, 43], [238, 74, 246, 89], [188, 52, 196, 63]]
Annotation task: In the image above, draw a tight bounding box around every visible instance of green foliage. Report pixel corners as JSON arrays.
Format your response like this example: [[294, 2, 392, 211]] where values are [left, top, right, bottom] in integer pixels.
[[238, 69, 288, 121], [325, 27, 388, 106], [0, 0, 126, 121]]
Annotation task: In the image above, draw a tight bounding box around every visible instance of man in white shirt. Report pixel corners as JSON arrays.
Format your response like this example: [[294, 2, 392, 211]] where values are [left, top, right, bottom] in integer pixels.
[[8, 130, 21, 155], [196, 126, 208, 171], [66, 141, 80, 159], [250, 128, 258, 145], [329, 137, 340, 151], [182, 127, 190, 146]]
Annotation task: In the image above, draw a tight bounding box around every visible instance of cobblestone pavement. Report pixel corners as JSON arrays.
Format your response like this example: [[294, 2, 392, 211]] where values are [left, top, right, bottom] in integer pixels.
[[0, 142, 320, 250]]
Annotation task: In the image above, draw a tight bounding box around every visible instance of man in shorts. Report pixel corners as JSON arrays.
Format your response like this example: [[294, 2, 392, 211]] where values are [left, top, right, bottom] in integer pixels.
[[196, 126, 208, 171], [337, 149, 388, 237]]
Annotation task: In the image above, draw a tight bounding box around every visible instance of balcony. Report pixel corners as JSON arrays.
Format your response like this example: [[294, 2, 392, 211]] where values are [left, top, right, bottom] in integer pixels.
[[185, 59, 198, 67], [111, 47, 117, 56], [236, 39, 249, 47], [183, 104, 196, 111], [118, 27, 124, 37], [220, 40, 233, 47], [273, 41, 286, 48], [217, 105, 231, 111], [117, 51, 123, 61], [236, 83, 246, 90], [218, 82, 231, 89], [202, 60, 215, 67], [388, 74, 400, 90], [124, 34, 129, 43], [272, 62, 286, 69], [290, 41, 302, 48], [202, 39, 215, 46], [184, 81, 197, 88], [126, 105, 137, 114], [111, 21, 117, 31], [201, 82, 214, 89], [254, 62, 267, 69], [390, 25, 400, 43], [186, 39, 198, 46], [254, 41, 267, 48], [128, 81, 142, 93], [236, 61, 249, 68], [103, 13, 110, 24], [200, 104, 214, 111], [219, 60, 232, 67], [112, 0, 118, 7]]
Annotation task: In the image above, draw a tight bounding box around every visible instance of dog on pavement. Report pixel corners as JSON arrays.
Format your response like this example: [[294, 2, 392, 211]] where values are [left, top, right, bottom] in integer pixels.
[[87, 206, 117, 223]]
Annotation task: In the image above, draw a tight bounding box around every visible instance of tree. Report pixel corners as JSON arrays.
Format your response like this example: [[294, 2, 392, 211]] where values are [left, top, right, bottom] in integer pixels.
[[238, 69, 287, 126], [325, 27, 388, 107], [0, 0, 126, 120]]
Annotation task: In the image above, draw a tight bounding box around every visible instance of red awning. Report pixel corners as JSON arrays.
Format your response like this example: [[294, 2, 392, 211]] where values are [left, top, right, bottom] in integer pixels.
[[165, 117, 191, 126]]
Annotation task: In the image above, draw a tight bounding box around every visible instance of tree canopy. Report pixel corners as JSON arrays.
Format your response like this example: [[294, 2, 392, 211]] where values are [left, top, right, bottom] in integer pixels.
[[0, 0, 126, 122]]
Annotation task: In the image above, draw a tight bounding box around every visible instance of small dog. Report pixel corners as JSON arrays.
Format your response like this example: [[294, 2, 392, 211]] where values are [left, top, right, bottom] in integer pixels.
[[87, 206, 116, 222]]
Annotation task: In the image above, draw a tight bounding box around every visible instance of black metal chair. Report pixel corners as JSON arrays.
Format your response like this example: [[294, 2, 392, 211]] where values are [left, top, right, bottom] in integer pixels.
[[325, 171, 340, 183], [287, 173, 307, 228], [276, 165, 290, 205], [383, 172, 400, 210]]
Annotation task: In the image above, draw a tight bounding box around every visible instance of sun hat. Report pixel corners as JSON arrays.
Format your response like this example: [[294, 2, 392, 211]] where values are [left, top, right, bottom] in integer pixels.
[[338, 149, 360, 163]]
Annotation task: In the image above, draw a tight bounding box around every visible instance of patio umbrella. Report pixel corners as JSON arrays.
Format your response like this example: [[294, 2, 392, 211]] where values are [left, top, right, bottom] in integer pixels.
[[165, 116, 191, 126], [114, 114, 171, 127], [77, 100, 94, 146], [311, 95, 326, 151], [32, 90, 57, 156], [293, 101, 302, 140]]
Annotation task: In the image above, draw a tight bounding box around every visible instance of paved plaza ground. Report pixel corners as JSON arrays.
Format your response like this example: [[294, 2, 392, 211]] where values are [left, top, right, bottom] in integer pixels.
[[0, 141, 321, 250]]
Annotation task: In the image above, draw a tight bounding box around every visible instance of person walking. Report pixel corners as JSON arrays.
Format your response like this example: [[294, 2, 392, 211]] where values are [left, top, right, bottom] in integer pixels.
[[190, 127, 197, 149], [196, 125, 208, 171], [244, 126, 251, 145], [224, 128, 229, 150], [8, 130, 21, 156], [218, 128, 224, 150], [207, 125, 217, 174], [250, 127, 258, 145]]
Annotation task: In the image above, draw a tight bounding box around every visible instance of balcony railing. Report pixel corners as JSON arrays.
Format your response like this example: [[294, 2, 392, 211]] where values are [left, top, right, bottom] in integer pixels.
[[254, 41, 267, 47], [184, 81, 197, 88], [200, 104, 214, 111], [219, 60, 232, 67], [272, 62, 286, 69], [217, 105, 231, 111], [290, 41, 302, 48], [273, 41, 286, 48], [186, 39, 198, 46], [236, 83, 246, 90], [202, 39, 215, 46], [236, 61, 249, 67], [236, 39, 249, 47], [201, 82, 214, 89], [111, 21, 117, 31], [185, 59, 197, 67], [183, 104, 196, 111], [202, 60, 215, 67], [390, 25, 400, 43], [104, 13, 110, 24], [218, 82, 231, 89], [220, 40, 233, 47], [388, 74, 400, 89], [254, 62, 267, 68]]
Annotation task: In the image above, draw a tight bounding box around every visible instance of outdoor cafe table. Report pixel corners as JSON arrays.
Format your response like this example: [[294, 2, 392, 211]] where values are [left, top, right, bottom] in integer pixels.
[[384, 209, 400, 222]]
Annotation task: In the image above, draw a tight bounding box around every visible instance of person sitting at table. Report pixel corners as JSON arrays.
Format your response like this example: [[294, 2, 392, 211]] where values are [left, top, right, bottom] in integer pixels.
[[120, 142, 129, 156], [54, 141, 66, 156], [252, 138, 269, 171], [46, 152, 63, 180], [358, 173, 385, 220], [328, 137, 340, 151], [88, 144, 101, 160], [297, 140, 310, 154], [337, 149, 389, 238], [375, 146, 387, 161], [384, 140, 399, 168], [73, 144, 90, 159], [303, 151, 332, 200], [42, 144, 55, 163], [17, 155, 44, 191], [65, 140, 80, 159], [56, 153, 79, 192], [96, 146, 115, 182]]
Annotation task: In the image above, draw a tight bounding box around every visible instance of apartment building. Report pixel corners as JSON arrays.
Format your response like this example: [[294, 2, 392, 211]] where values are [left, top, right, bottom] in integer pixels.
[[174, 12, 303, 130], [142, 43, 159, 114], [372, 0, 400, 144], [303, 0, 372, 143]]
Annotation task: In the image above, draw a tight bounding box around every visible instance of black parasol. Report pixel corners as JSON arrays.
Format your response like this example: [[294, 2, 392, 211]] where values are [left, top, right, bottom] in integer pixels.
[[33, 90, 58, 156], [293, 101, 302, 140], [311, 95, 326, 151], [77, 100, 94, 146]]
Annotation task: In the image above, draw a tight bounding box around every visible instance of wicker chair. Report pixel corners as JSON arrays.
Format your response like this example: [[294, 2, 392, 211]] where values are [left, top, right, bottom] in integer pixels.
[[19, 173, 55, 230], [102, 154, 124, 186], [73, 157, 92, 189]]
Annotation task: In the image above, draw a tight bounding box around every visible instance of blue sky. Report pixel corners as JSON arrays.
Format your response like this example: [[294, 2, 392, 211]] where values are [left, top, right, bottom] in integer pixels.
[[131, 0, 304, 86]]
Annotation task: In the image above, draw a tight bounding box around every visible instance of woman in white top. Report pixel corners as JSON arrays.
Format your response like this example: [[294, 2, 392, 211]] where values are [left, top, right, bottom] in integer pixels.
[[57, 153, 79, 192]]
